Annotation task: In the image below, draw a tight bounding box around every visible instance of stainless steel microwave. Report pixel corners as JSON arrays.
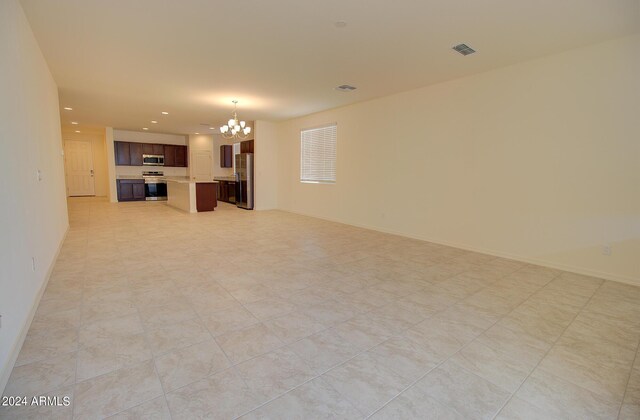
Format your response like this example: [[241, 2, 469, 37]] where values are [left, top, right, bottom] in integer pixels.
[[142, 154, 164, 166]]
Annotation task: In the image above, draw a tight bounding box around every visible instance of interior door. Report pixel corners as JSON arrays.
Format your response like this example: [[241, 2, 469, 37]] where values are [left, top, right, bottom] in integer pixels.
[[64, 139, 95, 196], [191, 150, 212, 181]]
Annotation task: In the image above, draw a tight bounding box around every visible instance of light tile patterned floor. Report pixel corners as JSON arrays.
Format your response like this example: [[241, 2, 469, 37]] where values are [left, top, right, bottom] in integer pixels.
[[2, 197, 640, 419]]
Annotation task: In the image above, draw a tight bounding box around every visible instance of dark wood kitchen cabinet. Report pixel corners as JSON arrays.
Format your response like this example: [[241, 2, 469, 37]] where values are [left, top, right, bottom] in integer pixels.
[[115, 141, 131, 166], [164, 145, 176, 166], [129, 143, 143, 166], [175, 145, 187, 167], [164, 145, 188, 167], [115, 141, 187, 167], [196, 183, 217, 212], [217, 181, 226, 201], [220, 145, 233, 168], [216, 180, 236, 204], [142, 143, 164, 155], [117, 179, 145, 201], [240, 140, 254, 154]]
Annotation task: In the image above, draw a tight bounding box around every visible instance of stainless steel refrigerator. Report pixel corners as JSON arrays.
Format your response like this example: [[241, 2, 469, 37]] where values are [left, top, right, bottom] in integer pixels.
[[235, 153, 254, 209]]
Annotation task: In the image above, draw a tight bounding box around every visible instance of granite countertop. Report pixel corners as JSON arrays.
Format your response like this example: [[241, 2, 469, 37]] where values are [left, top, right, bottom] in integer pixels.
[[165, 176, 218, 184], [214, 176, 237, 181], [116, 175, 143, 180]]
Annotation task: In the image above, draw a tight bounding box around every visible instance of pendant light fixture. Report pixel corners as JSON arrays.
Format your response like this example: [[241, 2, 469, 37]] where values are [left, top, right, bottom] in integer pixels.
[[220, 100, 251, 139]]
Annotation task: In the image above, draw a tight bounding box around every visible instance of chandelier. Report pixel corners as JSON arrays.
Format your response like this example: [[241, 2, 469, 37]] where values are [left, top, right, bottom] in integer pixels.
[[220, 100, 251, 139]]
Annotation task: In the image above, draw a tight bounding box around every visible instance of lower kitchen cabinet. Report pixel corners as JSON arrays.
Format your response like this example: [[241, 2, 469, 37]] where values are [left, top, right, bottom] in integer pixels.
[[216, 180, 236, 204], [117, 179, 145, 201], [196, 183, 217, 212]]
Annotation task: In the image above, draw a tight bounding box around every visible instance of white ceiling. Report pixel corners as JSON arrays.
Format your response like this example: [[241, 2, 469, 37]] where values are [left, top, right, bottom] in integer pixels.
[[20, 0, 640, 135]]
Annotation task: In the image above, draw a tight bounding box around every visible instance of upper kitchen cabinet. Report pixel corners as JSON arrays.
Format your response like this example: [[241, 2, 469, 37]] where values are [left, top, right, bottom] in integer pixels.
[[175, 145, 187, 167], [220, 145, 233, 168], [142, 143, 164, 155], [164, 145, 188, 167], [164, 145, 176, 166], [115, 141, 131, 165], [130, 142, 143, 166], [115, 141, 187, 166], [240, 140, 254, 153]]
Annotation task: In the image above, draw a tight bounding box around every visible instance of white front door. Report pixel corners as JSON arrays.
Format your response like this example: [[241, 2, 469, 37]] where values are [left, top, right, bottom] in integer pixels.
[[64, 140, 95, 196], [191, 150, 213, 181]]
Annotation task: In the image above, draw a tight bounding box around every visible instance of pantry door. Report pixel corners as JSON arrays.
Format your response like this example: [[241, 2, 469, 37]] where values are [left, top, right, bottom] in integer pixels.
[[191, 150, 213, 181]]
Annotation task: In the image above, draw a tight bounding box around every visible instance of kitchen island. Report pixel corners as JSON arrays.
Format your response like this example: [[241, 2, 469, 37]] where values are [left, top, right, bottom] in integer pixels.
[[166, 177, 218, 213]]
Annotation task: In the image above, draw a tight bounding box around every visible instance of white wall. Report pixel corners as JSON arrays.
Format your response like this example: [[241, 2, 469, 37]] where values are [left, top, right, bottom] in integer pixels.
[[188, 134, 214, 180], [254, 121, 279, 210], [277, 35, 640, 285], [113, 130, 187, 146], [106, 127, 117, 202], [0, 0, 69, 393], [62, 129, 109, 197]]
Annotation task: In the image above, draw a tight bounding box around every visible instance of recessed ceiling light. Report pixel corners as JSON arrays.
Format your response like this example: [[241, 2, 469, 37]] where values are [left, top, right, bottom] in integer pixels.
[[71, 121, 78, 125], [195, 132, 200, 135], [335, 84, 357, 92], [151, 120, 158, 124], [64, 107, 73, 111], [452, 43, 476, 56], [161, 111, 169, 115], [142, 127, 149, 130], [334, 21, 347, 28], [75, 130, 80, 133], [209, 127, 215, 130]]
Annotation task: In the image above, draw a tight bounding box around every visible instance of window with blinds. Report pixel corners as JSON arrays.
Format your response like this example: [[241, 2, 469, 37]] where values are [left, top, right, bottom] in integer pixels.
[[300, 124, 337, 183]]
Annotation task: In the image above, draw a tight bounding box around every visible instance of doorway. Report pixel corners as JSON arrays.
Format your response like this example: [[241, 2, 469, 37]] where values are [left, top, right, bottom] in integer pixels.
[[64, 139, 95, 196]]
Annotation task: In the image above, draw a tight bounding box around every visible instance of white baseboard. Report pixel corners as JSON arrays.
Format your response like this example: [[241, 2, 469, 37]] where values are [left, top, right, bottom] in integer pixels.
[[0, 225, 69, 396], [282, 209, 639, 287]]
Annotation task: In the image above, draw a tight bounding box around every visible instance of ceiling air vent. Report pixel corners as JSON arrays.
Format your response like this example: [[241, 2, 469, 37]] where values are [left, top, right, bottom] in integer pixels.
[[335, 84, 357, 92], [452, 43, 476, 56]]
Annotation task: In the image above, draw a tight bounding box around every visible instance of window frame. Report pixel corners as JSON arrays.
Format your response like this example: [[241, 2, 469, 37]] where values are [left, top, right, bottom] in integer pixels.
[[299, 123, 337, 185]]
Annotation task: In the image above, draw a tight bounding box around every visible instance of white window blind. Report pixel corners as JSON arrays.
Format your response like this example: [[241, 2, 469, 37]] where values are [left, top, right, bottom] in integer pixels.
[[300, 124, 337, 183]]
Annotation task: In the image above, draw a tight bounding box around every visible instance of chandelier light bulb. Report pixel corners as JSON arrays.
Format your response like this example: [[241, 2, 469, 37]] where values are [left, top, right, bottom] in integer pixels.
[[240, 121, 246, 128]]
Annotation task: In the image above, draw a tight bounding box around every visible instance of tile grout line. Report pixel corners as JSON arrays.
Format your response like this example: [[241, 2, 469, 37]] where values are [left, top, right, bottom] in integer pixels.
[[203, 271, 288, 392], [236, 266, 526, 419], [615, 326, 640, 419], [69, 223, 90, 420], [364, 267, 551, 419], [134, 290, 175, 420], [490, 279, 606, 419]]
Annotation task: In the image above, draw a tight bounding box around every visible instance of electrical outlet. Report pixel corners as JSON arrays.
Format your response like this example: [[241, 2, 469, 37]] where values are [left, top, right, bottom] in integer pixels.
[[36, 169, 42, 182], [602, 244, 612, 256], [31, 257, 36, 271]]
